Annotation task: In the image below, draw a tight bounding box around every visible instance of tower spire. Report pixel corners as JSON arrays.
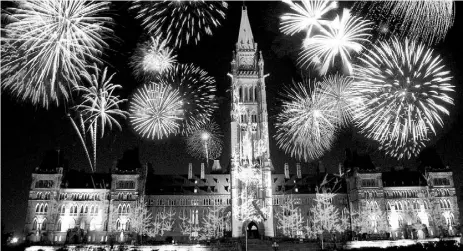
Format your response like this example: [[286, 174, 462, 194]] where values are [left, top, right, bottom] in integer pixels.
[[237, 5, 255, 50]]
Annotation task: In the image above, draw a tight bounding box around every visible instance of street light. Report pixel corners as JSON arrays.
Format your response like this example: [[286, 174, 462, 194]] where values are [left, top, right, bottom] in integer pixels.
[[272, 241, 279, 251], [201, 132, 210, 166]]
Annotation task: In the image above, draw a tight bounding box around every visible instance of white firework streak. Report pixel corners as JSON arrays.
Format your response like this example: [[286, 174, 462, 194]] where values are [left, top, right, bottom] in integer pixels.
[[280, 0, 338, 37], [275, 82, 338, 161], [352, 37, 454, 159], [129, 82, 184, 140], [299, 8, 372, 75]]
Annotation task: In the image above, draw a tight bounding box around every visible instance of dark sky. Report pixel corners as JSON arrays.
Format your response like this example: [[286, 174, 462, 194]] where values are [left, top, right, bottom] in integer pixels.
[[2, 1, 463, 235]]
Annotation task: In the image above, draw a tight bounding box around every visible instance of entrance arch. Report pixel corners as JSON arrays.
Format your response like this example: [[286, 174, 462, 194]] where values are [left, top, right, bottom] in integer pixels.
[[247, 222, 259, 239]]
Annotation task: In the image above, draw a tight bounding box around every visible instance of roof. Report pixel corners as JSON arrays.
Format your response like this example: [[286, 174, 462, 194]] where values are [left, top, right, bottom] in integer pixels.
[[237, 6, 255, 51], [382, 170, 427, 187], [61, 170, 111, 189]]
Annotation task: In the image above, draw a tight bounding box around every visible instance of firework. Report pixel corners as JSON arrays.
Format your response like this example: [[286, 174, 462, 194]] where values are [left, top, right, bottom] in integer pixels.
[[353, 0, 454, 45], [317, 74, 358, 127], [352, 37, 454, 159], [153, 63, 218, 134], [186, 120, 223, 161], [275, 81, 338, 161], [70, 65, 128, 172], [280, 0, 337, 37], [129, 81, 184, 140], [130, 0, 228, 48], [130, 36, 177, 79], [299, 8, 372, 75], [1, 0, 113, 108]]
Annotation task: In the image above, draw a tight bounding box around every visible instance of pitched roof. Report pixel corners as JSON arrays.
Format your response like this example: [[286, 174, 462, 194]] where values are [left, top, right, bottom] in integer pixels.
[[237, 6, 255, 50]]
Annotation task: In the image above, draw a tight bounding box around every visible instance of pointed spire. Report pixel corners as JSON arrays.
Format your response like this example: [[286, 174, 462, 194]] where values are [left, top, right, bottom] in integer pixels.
[[237, 5, 255, 50]]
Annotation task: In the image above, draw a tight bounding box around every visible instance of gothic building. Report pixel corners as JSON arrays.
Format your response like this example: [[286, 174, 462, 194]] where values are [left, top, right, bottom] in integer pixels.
[[24, 7, 460, 244]]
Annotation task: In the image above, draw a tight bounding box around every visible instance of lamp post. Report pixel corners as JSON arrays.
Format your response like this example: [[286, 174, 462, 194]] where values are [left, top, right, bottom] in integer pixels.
[[201, 132, 210, 166], [272, 241, 279, 251]]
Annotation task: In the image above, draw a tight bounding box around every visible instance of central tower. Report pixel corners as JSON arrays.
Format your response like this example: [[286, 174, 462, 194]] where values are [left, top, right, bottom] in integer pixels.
[[229, 6, 274, 238]]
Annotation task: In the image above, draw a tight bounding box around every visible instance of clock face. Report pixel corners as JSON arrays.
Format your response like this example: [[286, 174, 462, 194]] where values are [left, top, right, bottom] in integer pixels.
[[240, 56, 253, 66]]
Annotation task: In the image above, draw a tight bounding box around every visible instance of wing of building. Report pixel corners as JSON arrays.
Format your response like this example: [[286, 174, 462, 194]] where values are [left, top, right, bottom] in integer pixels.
[[24, 7, 460, 245]]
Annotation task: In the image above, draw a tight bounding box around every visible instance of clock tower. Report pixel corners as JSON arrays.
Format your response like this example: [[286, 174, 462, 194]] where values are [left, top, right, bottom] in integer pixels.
[[229, 6, 274, 238]]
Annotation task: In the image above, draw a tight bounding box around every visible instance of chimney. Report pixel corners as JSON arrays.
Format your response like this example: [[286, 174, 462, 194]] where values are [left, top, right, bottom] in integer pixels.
[[211, 160, 222, 173], [188, 163, 193, 179], [284, 163, 289, 179], [200, 163, 205, 179], [296, 163, 301, 179]]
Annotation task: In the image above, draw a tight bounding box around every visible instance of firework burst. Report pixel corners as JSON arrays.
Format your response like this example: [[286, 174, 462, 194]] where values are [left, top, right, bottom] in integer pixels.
[[354, 0, 454, 45], [130, 0, 228, 48], [299, 8, 372, 75], [153, 63, 218, 134], [275, 81, 338, 161], [1, 0, 113, 108], [186, 120, 223, 161], [352, 37, 454, 159], [280, 0, 337, 37], [129, 81, 184, 140], [69, 65, 128, 172], [130, 36, 177, 79], [317, 74, 358, 127]]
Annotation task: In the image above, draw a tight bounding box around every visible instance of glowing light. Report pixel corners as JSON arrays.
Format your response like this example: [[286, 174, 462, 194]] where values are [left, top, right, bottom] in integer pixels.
[[352, 37, 454, 159], [70, 65, 128, 172], [280, 0, 338, 37], [153, 63, 218, 135], [10, 237, 18, 244], [275, 81, 337, 161], [129, 82, 184, 140], [317, 74, 357, 127], [130, 36, 177, 79], [299, 8, 372, 75], [1, 0, 113, 108], [354, 0, 454, 45], [186, 120, 223, 161], [130, 0, 228, 48]]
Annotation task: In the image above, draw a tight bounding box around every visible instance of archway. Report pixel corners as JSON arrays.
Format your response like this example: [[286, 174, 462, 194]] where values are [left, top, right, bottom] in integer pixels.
[[247, 222, 259, 239]]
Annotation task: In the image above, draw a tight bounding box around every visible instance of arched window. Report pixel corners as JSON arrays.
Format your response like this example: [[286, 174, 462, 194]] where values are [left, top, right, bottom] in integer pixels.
[[125, 221, 130, 231], [94, 206, 99, 215], [116, 219, 121, 230], [103, 220, 108, 231], [44, 204, 48, 213], [80, 221, 86, 230], [41, 219, 47, 230], [35, 204, 40, 213], [249, 87, 253, 102], [254, 86, 258, 101], [32, 219, 38, 230], [239, 87, 243, 102], [80, 205, 84, 214], [195, 210, 199, 225], [244, 87, 248, 102], [90, 206, 94, 215], [127, 205, 131, 214], [84, 205, 88, 214], [118, 204, 122, 215], [60, 205, 65, 215], [56, 219, 62, 231]]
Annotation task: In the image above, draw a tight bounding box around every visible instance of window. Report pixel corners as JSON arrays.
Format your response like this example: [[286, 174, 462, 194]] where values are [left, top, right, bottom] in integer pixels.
[[433, 178, 450, 186], [254, 87, 258, 101], [35, 180, 54, 188], [41, 219, 46, 230], [239, 87, 243, 102], [116, 181, 135, 190], [56, 220, 62, 231], [251, 114, 257, 123], [32, 219, 38, 230], [90, 219, 97, 231], [361, 179, 377, 187], [60, 205, 65, 215]]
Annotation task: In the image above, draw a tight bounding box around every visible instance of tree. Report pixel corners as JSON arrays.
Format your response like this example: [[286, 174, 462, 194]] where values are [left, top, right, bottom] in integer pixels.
[[310, 191, 342, 249], [148, 206, 176, 238], [127, 197, 152, 244], [200, 204, 229, 239], [178, 209, 201, 241], [352, 200, 387, 234], [276, 195, 304, 238]]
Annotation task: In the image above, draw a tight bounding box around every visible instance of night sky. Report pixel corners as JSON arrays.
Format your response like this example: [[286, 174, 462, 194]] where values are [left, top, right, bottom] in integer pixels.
[[1, 1, 463, 235]]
